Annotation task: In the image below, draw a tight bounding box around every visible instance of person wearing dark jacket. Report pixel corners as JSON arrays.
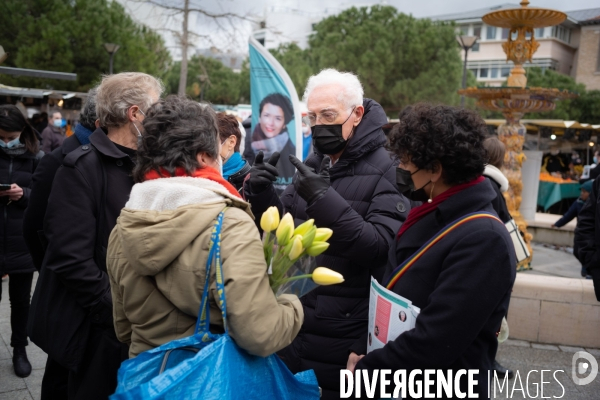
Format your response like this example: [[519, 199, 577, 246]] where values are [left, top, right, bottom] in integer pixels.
[[28, 72, 163, 399], [41, 111, 65, 153], [217, 113, 251, 192], [23, 88, 97, 400], [552, 180, 592, 229], [574, 178, 600, 297], [482, 135, 514, 380], [0, 105, 41, 378], [350, 104, 516, 399], [24, 88, 98, 271], [244, 68, 408, 399]]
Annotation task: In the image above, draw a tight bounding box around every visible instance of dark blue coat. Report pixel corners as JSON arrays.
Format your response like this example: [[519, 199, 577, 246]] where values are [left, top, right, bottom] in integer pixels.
[[245, 99, 409, 399], [355, 179, 516, 399], [554, 198, 584, 228]]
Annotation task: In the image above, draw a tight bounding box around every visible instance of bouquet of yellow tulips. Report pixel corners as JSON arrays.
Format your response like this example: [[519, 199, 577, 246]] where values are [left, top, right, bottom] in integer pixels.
[[260, 206, 344, 296]]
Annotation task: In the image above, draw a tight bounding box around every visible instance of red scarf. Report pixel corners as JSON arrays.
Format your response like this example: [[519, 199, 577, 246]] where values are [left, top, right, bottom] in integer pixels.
[[144, 166, 242, 199], [397, 176, 485, 239]]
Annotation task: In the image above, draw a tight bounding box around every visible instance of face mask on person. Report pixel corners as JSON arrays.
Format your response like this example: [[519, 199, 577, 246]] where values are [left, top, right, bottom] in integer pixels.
[[53, 119, 63, 128], [0, 137, 24, 149], [216, 155, 223, 176], [312, 107, 355, 155], [396, 167, 431, 203], [220, 138, 232, 164], [594, 156, 598, 164], [132, 109, 146, 138]]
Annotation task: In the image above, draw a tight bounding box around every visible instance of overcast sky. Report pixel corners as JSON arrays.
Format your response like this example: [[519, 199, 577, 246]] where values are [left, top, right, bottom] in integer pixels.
[[119, 0, 596, 55]]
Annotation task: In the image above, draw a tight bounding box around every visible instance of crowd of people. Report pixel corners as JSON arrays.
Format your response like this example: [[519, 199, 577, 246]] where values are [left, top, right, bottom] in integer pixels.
[[3, 67, 595, 400]]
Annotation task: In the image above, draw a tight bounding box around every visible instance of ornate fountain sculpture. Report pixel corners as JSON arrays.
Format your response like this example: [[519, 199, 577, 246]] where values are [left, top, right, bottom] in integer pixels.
[[459, 0, 577, 270]]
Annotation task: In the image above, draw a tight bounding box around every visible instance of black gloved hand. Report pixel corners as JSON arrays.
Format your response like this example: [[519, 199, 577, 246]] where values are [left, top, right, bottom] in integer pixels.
[[289, 155, 331, 205], [248, 151, 280, 193]]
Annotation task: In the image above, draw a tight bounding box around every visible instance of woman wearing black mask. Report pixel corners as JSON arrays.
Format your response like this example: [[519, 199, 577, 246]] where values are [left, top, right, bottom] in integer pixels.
[[349, 103, 516, 399]]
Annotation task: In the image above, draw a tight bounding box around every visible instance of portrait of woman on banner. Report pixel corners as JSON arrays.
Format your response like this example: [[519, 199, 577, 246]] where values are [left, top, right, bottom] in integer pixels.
[[251, 93, 296, 190]]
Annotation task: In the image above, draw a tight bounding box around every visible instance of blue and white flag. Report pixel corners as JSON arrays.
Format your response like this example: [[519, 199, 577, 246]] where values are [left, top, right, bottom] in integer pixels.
[[249, 36, 302, 193]]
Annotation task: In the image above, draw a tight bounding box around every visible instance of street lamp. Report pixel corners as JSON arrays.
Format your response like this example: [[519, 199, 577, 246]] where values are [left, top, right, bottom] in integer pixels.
[[103, 43, 120, 75], [456, 35, 478, 107]]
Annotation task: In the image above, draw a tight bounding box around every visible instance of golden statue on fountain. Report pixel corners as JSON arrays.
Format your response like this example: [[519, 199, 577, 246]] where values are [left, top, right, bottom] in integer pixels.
[[459, 0, 577, 270]]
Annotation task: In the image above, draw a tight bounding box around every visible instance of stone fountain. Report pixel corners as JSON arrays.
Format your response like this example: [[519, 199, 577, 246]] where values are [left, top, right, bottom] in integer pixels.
[[459, 0, 578, 270]]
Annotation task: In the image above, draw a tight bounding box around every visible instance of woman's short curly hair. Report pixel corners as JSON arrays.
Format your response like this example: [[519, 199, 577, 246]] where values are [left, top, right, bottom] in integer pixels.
[[388, 103, 487, 185], [133, 95, 219, 183]]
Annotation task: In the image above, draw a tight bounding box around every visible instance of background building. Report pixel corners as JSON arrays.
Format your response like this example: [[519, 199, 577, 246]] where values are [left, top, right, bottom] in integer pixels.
[[429, 4, 600, 89]]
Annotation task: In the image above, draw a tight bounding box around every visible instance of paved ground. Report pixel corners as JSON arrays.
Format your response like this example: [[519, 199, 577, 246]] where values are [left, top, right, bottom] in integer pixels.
[[0, 245, 598, 399]]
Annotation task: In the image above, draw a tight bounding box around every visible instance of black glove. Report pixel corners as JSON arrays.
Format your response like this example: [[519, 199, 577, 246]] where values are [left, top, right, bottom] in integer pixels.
[[248, 151, 280, 193], [289, 155, 331, 204]]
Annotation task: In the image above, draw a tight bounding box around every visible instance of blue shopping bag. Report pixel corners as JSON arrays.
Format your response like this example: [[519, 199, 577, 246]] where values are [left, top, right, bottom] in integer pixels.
[[110, 209, 320, 400]]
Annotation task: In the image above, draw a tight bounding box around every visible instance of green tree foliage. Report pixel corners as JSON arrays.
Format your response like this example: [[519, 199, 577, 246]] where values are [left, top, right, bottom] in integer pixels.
[[164, 55, 249, 105], [304, 6, 463, 113], [269, 43, 314, 98], [0, 0, 171, 91]]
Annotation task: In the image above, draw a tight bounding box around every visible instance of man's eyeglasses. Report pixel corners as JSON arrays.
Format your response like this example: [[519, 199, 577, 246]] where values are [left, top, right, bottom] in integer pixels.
[[307, 107, 354, 127]]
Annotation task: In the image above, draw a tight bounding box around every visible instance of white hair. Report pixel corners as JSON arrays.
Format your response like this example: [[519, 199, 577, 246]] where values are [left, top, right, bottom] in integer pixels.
[[303, 69, 364, 109], [96, 72, 164, 128]]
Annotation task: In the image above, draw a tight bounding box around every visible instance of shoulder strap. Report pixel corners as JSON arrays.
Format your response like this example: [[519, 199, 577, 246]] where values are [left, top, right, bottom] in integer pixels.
[[195, 208, 229, 335], [385, 212, 503, 289]]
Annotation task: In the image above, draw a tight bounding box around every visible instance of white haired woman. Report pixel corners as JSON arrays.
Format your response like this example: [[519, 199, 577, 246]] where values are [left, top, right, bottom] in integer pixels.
[[29, 72, 163, 400]]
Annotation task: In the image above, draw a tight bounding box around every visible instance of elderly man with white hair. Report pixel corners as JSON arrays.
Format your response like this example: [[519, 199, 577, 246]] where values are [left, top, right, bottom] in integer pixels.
[[244, 68, 409, 399], [29, 72, 163, 399]]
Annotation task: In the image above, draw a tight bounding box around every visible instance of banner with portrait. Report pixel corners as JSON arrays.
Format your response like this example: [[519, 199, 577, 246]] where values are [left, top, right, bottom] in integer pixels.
[[249, 36, 302, 194]]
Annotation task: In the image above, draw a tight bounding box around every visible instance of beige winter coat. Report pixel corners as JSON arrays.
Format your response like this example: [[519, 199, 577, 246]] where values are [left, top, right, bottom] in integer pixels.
[[107, 176, 303, 358]]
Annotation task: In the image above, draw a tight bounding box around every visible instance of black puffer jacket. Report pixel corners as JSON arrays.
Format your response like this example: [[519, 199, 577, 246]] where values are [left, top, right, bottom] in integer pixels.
[[245, 99, 409, 399], [0, 147, 41, 274]]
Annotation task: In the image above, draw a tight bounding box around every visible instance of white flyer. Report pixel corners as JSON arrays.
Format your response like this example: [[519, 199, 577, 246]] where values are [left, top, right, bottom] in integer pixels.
[[367, 277, 420, 353]]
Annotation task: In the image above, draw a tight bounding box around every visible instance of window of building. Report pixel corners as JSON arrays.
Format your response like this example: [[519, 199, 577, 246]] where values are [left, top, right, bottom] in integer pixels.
[[473, 24, 482, 38], [460, 25, 469, 35], [535, 28, 544, 38], [597, 39, 600, 72], [501, 67, 511, 78], [491, 68, 499, 78], [552, 26, 571, 43], [501, 28, 509, 40], [486, 26, 497, 40], [472, 42, 480, 52], [479, 68, 489, 78]]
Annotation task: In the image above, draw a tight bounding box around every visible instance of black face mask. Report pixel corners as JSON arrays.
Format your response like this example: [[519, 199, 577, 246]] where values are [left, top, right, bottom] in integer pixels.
[[312, 108, 355, 155], [396, 168, 431, 202]]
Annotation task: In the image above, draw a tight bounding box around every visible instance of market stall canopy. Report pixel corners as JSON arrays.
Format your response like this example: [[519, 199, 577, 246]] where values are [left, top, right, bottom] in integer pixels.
[[0, 84, 88, 100], [484, 119, 600, 132]]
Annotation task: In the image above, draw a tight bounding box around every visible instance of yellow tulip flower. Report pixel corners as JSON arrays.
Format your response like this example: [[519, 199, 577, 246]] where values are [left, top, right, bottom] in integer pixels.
[[301, 226, 317, 248], [276, 213, 294, 246], [312, 267, 344, 285], [287, 235, 304, 260], [260, 206, 280, 233], [306, 241, 330, 256], [293, 219, 314, 237], [314, 228, 333, 242]]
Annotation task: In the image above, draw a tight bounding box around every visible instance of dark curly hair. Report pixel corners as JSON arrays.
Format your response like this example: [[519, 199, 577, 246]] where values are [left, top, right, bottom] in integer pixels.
[[133, 95, 219, 183], [259, 93, 294, 125], [388, 103, 487, 185], [0, 105, 39, 154]]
